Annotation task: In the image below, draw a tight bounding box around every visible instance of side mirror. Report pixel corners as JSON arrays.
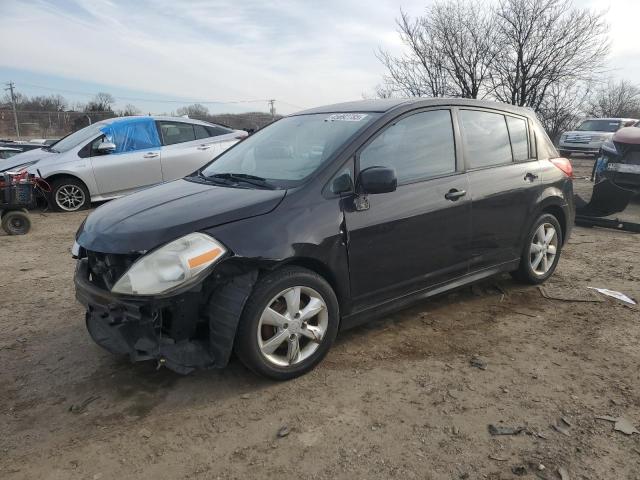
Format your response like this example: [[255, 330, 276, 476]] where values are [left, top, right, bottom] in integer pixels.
[[331, 172, 353, 194], [358, 166, 397, 194], [96, 141, 116, 154]]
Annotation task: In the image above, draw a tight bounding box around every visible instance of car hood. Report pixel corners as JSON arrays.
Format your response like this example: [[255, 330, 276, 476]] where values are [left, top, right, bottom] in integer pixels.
[[77, 179, 287, 254], [563, 130, 613, 137], [0, 147, 56, 171], [612, 127, 640, 145]]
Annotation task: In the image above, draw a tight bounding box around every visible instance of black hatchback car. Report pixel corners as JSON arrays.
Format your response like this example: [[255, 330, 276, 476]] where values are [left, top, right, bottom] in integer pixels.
[[73, 98, 574, 380]]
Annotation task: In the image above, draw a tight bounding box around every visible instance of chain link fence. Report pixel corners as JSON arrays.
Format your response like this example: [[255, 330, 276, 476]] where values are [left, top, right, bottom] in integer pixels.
[[0, 109, 278, 140]]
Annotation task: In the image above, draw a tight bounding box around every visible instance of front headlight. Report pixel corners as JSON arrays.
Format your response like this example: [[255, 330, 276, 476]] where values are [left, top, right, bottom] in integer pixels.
[[112, 233, 227, 296], [5, 161, 37, 173]]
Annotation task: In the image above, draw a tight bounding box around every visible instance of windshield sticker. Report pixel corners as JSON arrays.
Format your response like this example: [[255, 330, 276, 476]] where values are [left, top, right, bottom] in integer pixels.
[[326, 113, 368, 122]]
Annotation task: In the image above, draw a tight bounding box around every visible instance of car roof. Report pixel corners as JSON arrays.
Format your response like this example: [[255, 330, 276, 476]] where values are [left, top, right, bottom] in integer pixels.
[[97, 115, 229, 128], [294, 98, 535, 117]]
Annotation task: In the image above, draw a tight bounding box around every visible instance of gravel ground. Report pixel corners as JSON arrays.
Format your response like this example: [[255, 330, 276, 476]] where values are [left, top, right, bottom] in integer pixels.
[[1, 157, 639, 480]]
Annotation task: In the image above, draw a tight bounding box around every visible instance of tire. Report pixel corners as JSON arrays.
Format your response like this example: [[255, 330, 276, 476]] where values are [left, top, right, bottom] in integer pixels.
[[511, 213, 563, 285], [1, 210, 31, 235], [234, 266, 339, 380], [49, 177, 90, 212]]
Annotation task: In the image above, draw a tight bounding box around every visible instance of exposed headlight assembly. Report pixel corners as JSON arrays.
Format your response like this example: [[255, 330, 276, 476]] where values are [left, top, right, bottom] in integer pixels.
[[111, 233, 227, 296]]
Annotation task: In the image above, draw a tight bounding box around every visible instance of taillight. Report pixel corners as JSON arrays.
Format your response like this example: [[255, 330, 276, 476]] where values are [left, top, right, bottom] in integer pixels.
[[550, 157, 573, 178]]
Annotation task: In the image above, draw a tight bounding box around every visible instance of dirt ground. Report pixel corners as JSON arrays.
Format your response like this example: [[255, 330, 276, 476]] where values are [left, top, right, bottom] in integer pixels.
[[1, 157, 639, 480]]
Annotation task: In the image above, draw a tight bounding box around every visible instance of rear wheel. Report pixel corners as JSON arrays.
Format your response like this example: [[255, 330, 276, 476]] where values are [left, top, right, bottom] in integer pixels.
[[234, 267, 339, 380], [50, 177, 90, 212], [511, 213, 563, 284], [1, 210, 31, 235]]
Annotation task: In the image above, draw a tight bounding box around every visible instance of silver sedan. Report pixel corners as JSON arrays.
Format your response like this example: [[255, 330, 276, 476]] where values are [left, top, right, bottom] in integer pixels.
[[0, 116, 247, 211]]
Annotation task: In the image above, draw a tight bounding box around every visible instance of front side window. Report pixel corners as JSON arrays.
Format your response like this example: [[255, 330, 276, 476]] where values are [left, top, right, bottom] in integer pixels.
[[359, 109, 456, 184], [100, 118, 161, 153], [200, 112, 380, 188], [506, 116, 530, 161], [159, 122, 196, 145], [459, 110, 512, 169]]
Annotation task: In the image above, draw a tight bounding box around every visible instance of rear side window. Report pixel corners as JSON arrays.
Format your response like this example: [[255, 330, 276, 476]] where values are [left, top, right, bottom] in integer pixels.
[[459, 110, 512, 169], [159, 122, 196, 145], [194, 124, 210, 140], [506, 116, 529, 161], [207, 125, 233, 136], [359, 109, 456, 184]]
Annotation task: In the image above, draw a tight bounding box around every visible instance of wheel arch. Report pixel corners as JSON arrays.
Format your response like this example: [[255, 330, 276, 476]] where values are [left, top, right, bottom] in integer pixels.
[[275, 257, 346, 314], [45, 173, 92, 211]]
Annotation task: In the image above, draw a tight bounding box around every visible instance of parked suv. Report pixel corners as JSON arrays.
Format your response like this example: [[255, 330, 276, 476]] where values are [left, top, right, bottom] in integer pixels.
[[73, 99, 574, 380], [558, 117, 638, 157], [0, 116, 247, 211]]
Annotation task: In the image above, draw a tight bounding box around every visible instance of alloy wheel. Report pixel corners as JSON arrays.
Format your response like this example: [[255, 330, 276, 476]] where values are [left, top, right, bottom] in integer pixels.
[[529, 223, 558, 276], [257, 286, 328, 367], [55, 185, 85, 211]]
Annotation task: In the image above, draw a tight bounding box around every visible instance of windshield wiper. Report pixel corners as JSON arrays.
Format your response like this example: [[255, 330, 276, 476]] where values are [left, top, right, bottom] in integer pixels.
[[42, 146, 59, 153], [209, 173, 276, 189]]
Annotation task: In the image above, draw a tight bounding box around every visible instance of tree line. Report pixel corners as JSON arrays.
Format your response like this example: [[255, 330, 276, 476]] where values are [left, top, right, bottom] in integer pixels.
[[374, 0, 640, 140]]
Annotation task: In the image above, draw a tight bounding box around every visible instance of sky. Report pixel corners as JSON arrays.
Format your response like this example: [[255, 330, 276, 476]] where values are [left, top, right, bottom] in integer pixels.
[[0, 0, 639, 115]]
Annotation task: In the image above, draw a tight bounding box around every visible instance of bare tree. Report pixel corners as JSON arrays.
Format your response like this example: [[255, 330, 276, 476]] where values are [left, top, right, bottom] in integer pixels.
[[586, 80, 640, 118], [176, 103, 209, 118], [491, 0, 609, 110], [119, 104, 141, 116], [85, 92, 115, 112], [376, 3, 495, 98], [537, 80, 591, 142]]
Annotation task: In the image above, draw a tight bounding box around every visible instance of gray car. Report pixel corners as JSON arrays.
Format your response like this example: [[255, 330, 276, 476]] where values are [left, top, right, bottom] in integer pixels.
[[558, 117, 638, 157], [0, 116, 247, 211]]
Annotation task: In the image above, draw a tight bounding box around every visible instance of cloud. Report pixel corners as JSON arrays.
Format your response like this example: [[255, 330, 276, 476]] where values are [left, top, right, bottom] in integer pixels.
[[0, 0, 424, 113]]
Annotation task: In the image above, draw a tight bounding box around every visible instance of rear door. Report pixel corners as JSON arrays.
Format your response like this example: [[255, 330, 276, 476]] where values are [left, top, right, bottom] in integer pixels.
[[343, 108, 472, 309], [89, 118, 163, 196], [158, 121, 237, 180], [458, 108, 541, 269]]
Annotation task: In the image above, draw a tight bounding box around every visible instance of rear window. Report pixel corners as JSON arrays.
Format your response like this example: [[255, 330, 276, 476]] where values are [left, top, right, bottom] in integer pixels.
[[459, 110, 512, 169]]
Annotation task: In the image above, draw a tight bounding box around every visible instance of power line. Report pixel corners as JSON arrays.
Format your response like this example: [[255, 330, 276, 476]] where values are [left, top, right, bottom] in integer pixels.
[[17, 82, 279, 106]]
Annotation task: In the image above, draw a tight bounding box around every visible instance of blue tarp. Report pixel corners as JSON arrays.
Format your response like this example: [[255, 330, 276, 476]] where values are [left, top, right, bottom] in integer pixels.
[[100, 117, 160, 154]]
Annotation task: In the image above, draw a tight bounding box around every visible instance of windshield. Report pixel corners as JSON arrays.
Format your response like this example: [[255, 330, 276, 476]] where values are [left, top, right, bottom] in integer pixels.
[[576, 119, 621, 132], [199, 113, 380, 187], [50, 123, 105, 153]]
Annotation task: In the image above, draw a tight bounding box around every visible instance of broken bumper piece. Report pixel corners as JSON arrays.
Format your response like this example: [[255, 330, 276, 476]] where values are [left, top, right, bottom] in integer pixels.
[[75, 258, 217, 374]]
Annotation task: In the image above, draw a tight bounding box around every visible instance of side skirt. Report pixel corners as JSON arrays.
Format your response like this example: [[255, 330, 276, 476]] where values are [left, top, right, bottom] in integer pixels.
[[340, 260, 520, 331]]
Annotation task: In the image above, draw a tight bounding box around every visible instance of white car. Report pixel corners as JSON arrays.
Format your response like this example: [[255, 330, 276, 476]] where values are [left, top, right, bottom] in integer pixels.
[[0, 116, 248, 211], [558, 117, 638, 157]]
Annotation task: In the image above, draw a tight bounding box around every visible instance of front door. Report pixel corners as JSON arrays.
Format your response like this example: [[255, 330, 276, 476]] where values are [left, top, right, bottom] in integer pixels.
[[90, 118, 163, 197], [457, 109, 542, 269], [343, 109, 472, 310]]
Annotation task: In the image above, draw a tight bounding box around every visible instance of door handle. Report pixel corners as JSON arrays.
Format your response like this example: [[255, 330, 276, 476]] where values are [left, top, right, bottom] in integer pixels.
[[196, 145, 211, 150], [444, 189, 466, 201], [524, 172, 538, 182], [143, 152, 159, 158]]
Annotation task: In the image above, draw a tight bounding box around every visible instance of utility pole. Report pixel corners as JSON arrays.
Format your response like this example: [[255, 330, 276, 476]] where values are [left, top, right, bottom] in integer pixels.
[[268, 99, 276, 120], [5, 81, 20, 139]]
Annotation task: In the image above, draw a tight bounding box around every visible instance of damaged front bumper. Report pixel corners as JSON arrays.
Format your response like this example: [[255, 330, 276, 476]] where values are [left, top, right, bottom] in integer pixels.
[[74, 258, 256, 374]]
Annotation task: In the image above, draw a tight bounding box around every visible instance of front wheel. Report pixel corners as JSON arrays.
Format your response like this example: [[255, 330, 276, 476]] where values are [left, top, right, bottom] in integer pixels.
[[50, 177, 90, 212], [234, 267, 339, 380], [511, 213, 563, 285]]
